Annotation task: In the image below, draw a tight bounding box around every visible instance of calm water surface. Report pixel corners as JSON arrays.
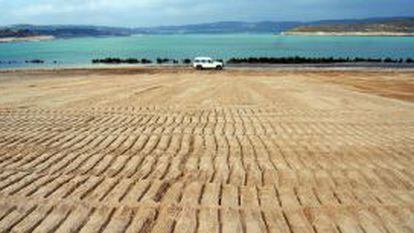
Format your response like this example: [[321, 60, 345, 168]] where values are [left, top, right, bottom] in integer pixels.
[[1, 34, 414, 69]]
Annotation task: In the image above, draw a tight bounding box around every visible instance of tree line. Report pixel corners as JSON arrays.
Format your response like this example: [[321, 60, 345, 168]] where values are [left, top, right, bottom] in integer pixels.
[[91, 56, 414, 64]]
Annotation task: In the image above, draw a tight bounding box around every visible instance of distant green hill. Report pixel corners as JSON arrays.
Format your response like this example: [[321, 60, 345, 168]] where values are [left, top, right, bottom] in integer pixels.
[[0, 29, 39, 38], [1, 17, 414, 39], [285, 18, 414, 35], [0, 25, 131, 38]]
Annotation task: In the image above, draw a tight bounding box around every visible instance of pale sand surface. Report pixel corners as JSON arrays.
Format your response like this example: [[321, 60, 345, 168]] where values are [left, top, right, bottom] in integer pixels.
[[0, 35, 55, 43], [0, 67, 413, 232], [283, 31, 414, 36]]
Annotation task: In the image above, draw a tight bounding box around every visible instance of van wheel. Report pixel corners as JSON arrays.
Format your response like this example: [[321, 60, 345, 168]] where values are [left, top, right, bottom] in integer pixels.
[[196, 65, 203, 70], [216, 66, 223, 70]]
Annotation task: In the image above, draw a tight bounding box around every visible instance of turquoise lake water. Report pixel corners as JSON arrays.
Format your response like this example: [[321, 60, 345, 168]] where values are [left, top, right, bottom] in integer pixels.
[[1, 34, 414, 69]]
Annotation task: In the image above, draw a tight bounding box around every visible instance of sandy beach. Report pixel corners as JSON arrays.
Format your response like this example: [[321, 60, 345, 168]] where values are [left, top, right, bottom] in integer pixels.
[[282, 31, 414, 37], [0, 35, 55, 43], [0, 67, 413, 232]]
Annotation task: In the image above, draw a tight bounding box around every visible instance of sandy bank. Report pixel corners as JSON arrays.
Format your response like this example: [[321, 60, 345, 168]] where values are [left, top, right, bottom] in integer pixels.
[[282, 31, 414, 37], [0, 35, 55, 43]]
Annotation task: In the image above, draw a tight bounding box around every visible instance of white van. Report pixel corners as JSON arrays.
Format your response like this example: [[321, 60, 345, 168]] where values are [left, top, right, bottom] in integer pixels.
[[193, 57, 224, 70]]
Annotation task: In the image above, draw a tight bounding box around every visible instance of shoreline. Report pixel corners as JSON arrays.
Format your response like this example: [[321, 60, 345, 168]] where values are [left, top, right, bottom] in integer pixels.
[[2, 63, 414, 74], [282, 31, 414, 37], [0, 35, 55, 43], [3, 56, 414, 71]]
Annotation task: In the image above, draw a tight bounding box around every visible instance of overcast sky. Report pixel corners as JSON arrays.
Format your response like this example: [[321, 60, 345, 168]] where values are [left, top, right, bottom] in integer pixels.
[[1, 0, 413, 27]]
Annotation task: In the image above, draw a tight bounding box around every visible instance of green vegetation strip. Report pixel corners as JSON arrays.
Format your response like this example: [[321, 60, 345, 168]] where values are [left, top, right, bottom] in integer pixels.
[[227, 57, 414, 64], [91, 57, 414, 64]]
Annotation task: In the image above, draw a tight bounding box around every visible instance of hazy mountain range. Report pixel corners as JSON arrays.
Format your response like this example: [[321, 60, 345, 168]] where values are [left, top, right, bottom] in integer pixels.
[[1, 17, 413, 38]]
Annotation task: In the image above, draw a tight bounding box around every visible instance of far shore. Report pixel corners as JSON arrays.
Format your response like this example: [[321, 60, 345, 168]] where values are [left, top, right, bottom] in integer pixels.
[[0, 35, 55, 43], [281, 31, 414, 37]]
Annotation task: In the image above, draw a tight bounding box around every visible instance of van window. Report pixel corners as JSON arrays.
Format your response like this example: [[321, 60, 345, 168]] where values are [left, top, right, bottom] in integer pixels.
[[195, 60, 200, 63], [201, 60, 206, 63]]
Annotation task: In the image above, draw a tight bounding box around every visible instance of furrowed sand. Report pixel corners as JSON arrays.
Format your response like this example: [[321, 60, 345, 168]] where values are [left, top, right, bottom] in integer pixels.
[[0, 67, 413, 232]]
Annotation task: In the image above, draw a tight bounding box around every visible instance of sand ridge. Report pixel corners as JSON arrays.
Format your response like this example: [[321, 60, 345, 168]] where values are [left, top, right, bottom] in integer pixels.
[[0, 68, 413, 232]]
